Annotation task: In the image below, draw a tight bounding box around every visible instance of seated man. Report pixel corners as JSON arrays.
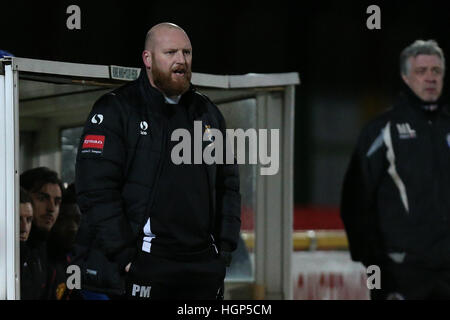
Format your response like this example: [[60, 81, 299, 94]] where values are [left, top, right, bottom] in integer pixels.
[[19, 187, 33, 242], [19, 187, 39, 300], [20, 167, 63, 299], [47, 183, 84, 300]]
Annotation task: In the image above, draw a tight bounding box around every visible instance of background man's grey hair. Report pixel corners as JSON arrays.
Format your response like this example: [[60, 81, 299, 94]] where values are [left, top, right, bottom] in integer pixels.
[[400, 40, 446, 76]]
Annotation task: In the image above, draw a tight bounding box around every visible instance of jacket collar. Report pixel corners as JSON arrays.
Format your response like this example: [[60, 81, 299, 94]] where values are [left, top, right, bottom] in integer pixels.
[[137, 67, 207, 119], [395, 81, 450, 118]]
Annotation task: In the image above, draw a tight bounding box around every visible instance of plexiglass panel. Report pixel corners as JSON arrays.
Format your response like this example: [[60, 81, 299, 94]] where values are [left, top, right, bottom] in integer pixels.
[[61, 126, 83, 184], [217, 98, 257, 282], [60, 98, 259, 283]]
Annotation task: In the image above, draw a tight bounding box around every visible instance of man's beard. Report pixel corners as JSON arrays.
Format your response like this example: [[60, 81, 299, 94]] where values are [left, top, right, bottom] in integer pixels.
[[152, 61, 191, 97]]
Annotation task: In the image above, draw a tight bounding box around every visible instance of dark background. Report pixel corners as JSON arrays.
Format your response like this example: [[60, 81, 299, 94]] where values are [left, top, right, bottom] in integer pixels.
[[3, 0, 450, 207]]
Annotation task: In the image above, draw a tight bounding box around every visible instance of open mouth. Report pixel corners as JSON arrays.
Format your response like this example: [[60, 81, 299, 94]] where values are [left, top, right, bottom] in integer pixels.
[[172, 68, 186, 76]]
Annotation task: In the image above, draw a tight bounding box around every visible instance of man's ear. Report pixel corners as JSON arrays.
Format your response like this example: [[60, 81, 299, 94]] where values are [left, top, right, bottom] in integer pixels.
[[401, 73, 409, 86], [142, 50, 152, 69]]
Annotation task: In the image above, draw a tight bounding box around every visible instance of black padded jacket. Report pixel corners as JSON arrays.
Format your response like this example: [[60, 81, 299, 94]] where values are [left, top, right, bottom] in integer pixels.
[[73, 70, 241, 295], [341, 87, 450, 269]]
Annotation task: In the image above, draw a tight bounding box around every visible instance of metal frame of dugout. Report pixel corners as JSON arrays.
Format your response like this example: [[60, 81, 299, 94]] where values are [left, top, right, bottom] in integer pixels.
[[0, 56, 299, 300]]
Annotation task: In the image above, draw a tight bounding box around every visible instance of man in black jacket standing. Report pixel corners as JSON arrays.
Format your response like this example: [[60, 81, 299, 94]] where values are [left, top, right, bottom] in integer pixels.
[[341, 40, 450, 299], [74, 22, 241, 300]]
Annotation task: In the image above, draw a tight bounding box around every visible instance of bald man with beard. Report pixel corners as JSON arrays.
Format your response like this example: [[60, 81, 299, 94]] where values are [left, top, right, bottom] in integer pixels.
[[73, 23, 241, 300], [142, 23, 193, 99]]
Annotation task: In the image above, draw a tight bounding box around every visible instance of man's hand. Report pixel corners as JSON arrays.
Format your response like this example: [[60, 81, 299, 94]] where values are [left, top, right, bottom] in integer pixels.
[[219, 242, 233, 267], [220, 251, 232, 267], [125, 262, 131, 273]]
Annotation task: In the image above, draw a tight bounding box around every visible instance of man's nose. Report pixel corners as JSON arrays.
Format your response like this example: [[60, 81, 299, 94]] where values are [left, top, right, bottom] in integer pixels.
[[425, 71, 437, 82], [20, 219, 26, 231], [174, 51, 186, 64], [47, 199, 56, 212]]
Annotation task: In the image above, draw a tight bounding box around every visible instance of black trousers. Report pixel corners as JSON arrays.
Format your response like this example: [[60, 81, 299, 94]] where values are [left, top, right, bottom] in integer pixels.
[[123, 250, 226, 300], [370, 262, 450, 300]]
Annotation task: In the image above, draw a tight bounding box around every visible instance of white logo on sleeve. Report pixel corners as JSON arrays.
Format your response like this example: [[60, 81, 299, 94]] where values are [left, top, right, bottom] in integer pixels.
[[91, 114, 104, 124], [140, 121, 149, 135], [396, 123, 416, 139]]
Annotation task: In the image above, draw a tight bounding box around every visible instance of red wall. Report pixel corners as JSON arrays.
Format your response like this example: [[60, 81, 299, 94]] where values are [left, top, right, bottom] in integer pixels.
[[241, 206, 344, 231]]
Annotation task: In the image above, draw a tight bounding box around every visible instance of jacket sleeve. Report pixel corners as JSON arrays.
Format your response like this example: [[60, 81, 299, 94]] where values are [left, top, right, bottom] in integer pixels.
[[215, 108, 242, 253], [340, 127, 387, 267], [75, 93, 135, 271]]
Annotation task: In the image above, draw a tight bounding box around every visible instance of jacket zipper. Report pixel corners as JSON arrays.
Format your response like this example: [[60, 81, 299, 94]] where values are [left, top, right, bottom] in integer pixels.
[[203, 114, 219, 240], [429, 118, 446, 221], [138, 118, 169, 241], [202, 118, 218, 246]]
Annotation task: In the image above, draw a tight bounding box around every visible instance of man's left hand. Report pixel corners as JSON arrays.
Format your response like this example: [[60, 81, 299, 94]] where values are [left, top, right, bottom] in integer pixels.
[[220, 251, 232, 267]]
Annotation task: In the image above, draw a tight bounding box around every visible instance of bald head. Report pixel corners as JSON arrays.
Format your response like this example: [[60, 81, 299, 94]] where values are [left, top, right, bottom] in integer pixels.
[[142, 22, 193, 97], [144, 23, 189, 51]]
